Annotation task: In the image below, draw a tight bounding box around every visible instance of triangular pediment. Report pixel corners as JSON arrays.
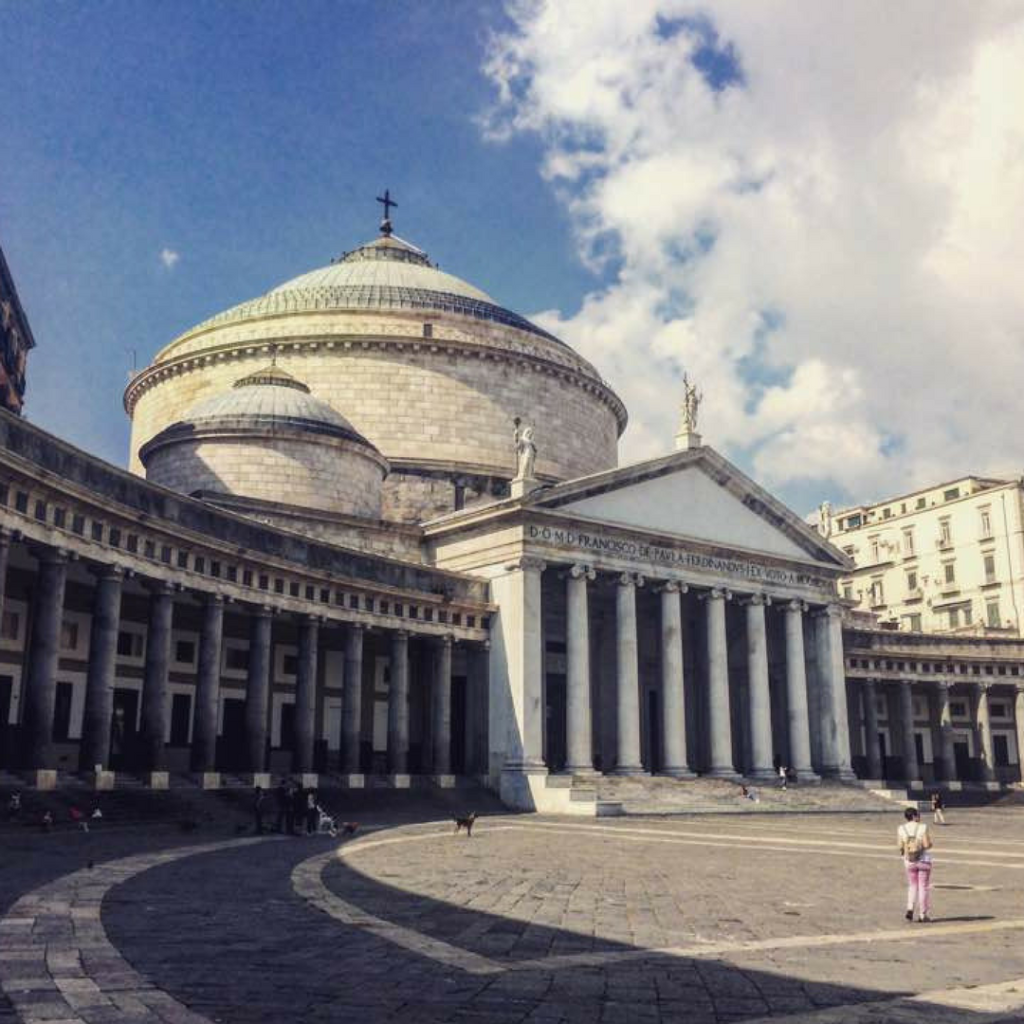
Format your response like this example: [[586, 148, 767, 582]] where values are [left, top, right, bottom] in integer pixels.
[[529, 447, 848, 568]]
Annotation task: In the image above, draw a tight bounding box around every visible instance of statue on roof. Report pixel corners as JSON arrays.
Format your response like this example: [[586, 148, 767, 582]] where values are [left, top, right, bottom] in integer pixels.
[[681, 373, 702, 433], [818, 500, 833, 539], [513, 417, 537, 480]]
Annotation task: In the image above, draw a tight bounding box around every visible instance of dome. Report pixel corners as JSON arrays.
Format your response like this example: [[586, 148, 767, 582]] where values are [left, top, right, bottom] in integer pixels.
[[187, 234, 564, 344], [173, 363, 371, 445]]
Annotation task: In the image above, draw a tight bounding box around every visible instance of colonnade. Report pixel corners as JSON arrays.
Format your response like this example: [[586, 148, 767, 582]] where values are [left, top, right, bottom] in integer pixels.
[[6, 544, 478, 779], [859, 677, 1024, 784], [507, 558, 855, 780]]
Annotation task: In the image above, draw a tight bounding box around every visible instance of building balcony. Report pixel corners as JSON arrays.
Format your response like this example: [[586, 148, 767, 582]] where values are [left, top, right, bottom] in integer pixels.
[[904, 588, 923, 602]]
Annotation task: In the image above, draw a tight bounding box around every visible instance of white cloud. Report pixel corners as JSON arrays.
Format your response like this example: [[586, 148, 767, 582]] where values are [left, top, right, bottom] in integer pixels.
[[483, 1, 1024, 510], [159, 247, 180, 269]]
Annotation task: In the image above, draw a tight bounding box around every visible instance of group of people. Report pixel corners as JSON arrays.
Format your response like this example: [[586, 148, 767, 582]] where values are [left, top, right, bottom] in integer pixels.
[[255, 779, 336, 837]]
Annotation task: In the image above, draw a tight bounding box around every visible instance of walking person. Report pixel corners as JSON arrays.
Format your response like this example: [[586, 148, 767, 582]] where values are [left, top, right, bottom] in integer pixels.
[[274, 779, 289, 833], [304, 787, 318, 836], [930, 791, 947, 826], [778, 764, 788, 791], [898, 807, 934, 922], [284, 780, 298, 836]]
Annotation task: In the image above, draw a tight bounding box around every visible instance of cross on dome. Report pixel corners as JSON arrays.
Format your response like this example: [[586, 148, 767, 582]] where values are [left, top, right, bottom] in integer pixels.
[[376, 188, 397, 236]]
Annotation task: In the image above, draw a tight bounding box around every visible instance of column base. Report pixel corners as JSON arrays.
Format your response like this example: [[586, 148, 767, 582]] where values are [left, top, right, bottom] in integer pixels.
[[793, 769, 821, 784], [745, 769, 777, 782], [659, 767, 696, 779], [431, 774, 457, 789], [299, 773, 318, 789], [907, 779, 924, 791], [821, 767, 858, 782], [195, 772, 220, 790], [610, 765, 648, 776], [386, 773, 411, 789], [564, 765, 600, 777], [338, 773, 365, 789], [88, 770, 115, 791], [249, 772, 272, 789], [705, 767, 741, 781], [944, 780, 964, 791], [147, 771, 169, 790], [500, 764, 548, 811], [27, 769, 57, 790]]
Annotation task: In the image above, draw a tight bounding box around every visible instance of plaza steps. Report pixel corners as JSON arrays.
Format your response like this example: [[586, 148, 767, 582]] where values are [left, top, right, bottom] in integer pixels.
[[576, 774, 899, 816]]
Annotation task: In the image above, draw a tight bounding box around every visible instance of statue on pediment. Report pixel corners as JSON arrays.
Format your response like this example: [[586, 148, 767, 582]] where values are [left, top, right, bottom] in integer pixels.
[[818, 500, 833, 538], [513, 417, 537, 480], [682, 373, 702, 433]]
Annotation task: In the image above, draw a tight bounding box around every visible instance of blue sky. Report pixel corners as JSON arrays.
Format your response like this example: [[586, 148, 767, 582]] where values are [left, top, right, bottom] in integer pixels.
[[0, 1, 598, 468]]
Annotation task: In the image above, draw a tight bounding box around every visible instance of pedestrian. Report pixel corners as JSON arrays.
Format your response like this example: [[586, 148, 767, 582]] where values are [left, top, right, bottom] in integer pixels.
[[930, 791, 947, 826], [284, 781, 299, 836], [69, 806, 88, 832], [274, 779, 289, 833], [6, 791, 21, 822], [253, 785, 265, 835], [898, 806, 934, 922], [41, 810, 53, 833], [778, 765, 788, 790], [304, 788, 318, 836]]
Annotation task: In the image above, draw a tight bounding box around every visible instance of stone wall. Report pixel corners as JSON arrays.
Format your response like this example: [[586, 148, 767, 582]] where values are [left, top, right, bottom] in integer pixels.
[[126, 312, 625, 504], [145, 434, 384, 518]]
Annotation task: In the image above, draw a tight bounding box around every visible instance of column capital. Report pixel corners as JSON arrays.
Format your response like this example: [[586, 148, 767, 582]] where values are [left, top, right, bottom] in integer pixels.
[[936, 679, 952, 693], [786, 598, 807, 613], [700, 587, 731, 602], [1014, 681, 1024, 694], [249, 604, 275, 619], [617, 571, 645, 588], [975, 680, 993, 693], [391, 628, 410, 640], [433, 633, 454, 649], [569, 563, 596, 581], [89, 563, 127, 582], [740, 593, 771, 607], [31, 545, 70, 566], [659, 579, 688, 595], [506, 556, 547, 574], [814, 602, 844, 620], [301, 613, 324, 626], [347, 621, 366, 633], [203, 591, 225, 607], [145, 579, 179, 597]]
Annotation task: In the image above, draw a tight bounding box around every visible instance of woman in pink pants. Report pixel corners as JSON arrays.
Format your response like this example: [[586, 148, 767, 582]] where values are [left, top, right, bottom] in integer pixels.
[[898, 806, 934, 922]]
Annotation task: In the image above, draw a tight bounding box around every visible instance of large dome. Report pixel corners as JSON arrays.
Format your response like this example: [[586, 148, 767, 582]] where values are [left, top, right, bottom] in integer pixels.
[[126, 217, 627, 523]]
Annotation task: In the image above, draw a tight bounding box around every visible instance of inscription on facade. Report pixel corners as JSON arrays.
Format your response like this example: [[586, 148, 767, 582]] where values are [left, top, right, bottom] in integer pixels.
[[526, 524, 832, 590]]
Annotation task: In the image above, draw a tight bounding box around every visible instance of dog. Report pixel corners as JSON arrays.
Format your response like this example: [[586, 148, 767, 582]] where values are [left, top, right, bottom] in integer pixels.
[[339, 821, 359, 838], [453, 812, 477, 837]]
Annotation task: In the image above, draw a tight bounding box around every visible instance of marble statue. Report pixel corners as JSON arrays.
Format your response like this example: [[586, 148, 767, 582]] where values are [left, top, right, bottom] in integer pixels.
[[681, 373, 702, 432], [514, 419, 537, 480], [818, 500, 833, 539]]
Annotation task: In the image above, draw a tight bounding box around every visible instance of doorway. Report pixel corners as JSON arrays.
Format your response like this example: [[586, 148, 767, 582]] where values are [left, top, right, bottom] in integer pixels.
[[111, 687, 138, 770], [218, 698, 246, 771], [545, 673, 566, 772]]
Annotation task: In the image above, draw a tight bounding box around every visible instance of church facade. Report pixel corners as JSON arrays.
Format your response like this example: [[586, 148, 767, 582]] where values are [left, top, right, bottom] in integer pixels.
[[1, 211, 1021, 807]]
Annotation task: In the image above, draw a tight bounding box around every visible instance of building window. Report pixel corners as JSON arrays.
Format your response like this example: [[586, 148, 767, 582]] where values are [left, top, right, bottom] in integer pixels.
[[902, 528, 915, 557], [869, 578, 884, 606], [990, 701, 1008, 718], [109, 528, 120, 548], [53, 508, 66, 528], [92, 522, 104, 542], [34, 499, 46, 521], [116, 631, 144, 659], [950, 701, 967, 717], [947, 602, 971, 628], [984, 553, 997, 584], [980, 507, 992, 538], [903, 613, 922, 631], [59, 620, 79, 652], [882, 507, 891, 519], [869, 536, 880, 562], [282, 654, 298, 677], [943, 487, 960, 501], [175, 639, 195, 665], [916, 497, 926, 509], [225, 647, 249, 673], [1, 610, 20, 642], [994, 735, 1010, 767], [72, 514, 85, 535], [938, 518, 952, 547], [177, 551, 189, 569], [906, 570, 918, 592], [53, 682, 74, 741], [986, 600, 1001, 628], [847, 514, 862, 528], [422, 323, 433, 338], [144, 540, 155, 559], [943, 561, 956, 585], [842, 583, 853, 600]]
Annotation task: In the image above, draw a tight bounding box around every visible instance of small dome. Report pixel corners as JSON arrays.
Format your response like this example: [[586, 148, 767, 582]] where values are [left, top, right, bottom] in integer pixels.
[[169, 363, 373, 447]]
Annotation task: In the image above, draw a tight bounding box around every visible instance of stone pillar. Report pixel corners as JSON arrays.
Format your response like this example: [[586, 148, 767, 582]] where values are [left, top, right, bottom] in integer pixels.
[[140, 583, 174, 772], [22, 548, 68, 770], [79, 566, 124, 772], [705, 587, 738, 778], [1014, 685, 1024, 787], [783, 600, 817, 781], [244, 608, 272, 773], [660, 581, 693, 777], [935, 682, 957, 783], [342, 623, 364, 772], [899, 679, 920, 784], [744, 594, 774, 780], [432, 634, 453, 776], [293, 616, 319, 774], [976, 683, 996, 783], [614, 572, 645, 774], [191, 594, 224, 773], [816, 605, 855, 779], [862, 679, 883, 780], [565, 563, 595, 774], [387, 630, 410, 775]]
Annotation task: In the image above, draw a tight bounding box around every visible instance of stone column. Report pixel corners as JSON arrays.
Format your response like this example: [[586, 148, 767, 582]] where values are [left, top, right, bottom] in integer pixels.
[[293, 616, 319, 774], [614, 572, 645, 774], [744, 594, 774, 779], [342, 623, 364, 773], [936, 682, 957, 783], [22, 548, 69, 770], [1014, 684, 1024, 787], [432, 634, 453, 775], [705, 587, 738, 778], [976, 683, 996, 782], [387, 630, 410, 775], [244, 608, 272, 773], [660, 580, 693, 777], [816, 605, 855, 779], [862, 679, 883, 780], [783, 600, 817, 781], [79, 566, 124, 772], [191, 594, 224, 773], [140, 583, 174, 772], [565, 563, 596, 774], [899, 679, 920, 784]]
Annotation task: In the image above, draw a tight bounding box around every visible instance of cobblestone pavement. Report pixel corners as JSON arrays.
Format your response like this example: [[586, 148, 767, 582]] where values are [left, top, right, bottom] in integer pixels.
[[3, 807, 1024, 1023]]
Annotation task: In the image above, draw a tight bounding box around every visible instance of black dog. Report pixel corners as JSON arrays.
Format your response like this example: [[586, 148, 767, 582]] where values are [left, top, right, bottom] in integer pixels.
[[453, 812, 477, 837]]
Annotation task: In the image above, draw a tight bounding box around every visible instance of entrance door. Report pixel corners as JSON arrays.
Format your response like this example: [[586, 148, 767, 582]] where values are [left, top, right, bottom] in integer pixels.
[[111, 688, 139, 770], [0, 674, 12, 768], [219, 698, 246, 771], [545, 674, 566, 772], [451, 675, 467, 774], [954, 741, 971, 781]]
